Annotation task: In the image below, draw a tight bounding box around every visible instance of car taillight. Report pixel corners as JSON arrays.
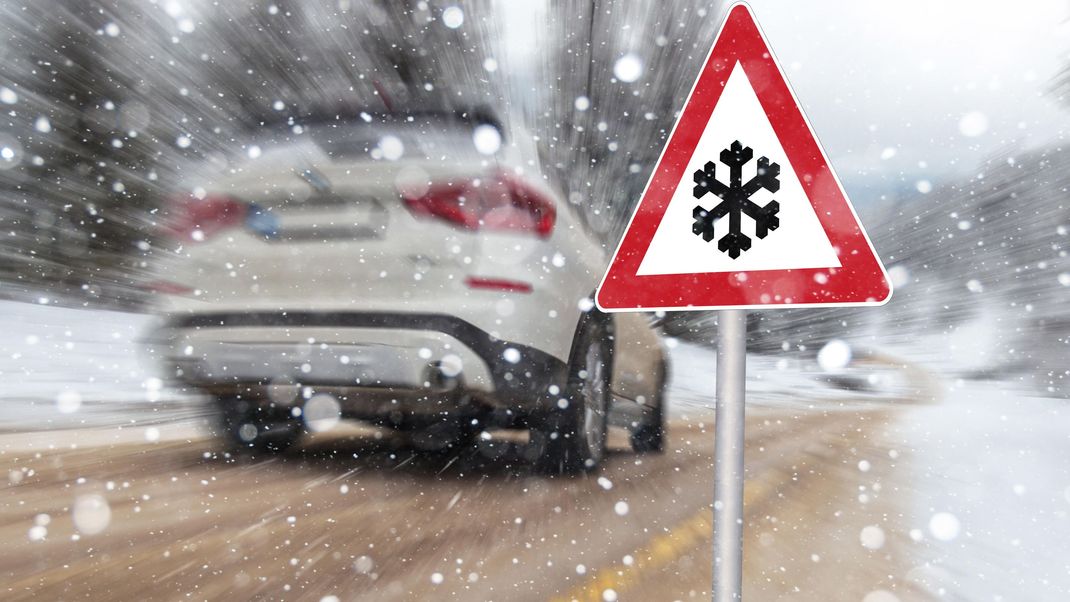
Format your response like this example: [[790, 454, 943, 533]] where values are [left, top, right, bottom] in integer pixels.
[[143, 280, 196, 296], [166, 194, 248, 242], [464, 276, 533, 293], [402, 174, 556, 237]]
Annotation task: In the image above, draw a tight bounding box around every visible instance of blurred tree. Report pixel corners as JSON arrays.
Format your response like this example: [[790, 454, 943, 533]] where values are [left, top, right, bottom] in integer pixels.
[[0, 1, 172, 305]]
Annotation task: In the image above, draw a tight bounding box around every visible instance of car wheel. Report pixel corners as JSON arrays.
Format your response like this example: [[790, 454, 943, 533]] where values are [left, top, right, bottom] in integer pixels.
[[535, 315, 612, 474], [630, 408, 665, 453], [216, 398, 302, 455], [631, 358, 668, 453]]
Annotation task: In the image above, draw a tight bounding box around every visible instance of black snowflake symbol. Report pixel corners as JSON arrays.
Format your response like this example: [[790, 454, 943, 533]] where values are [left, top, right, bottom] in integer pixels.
[[692, 140, 781, 259]]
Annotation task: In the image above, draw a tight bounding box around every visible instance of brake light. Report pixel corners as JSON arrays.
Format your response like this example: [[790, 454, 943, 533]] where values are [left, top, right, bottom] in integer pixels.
[[464, 276, 533, 293], [166, 194, 247, 242], [402, 174, 556, 237], [143, 280, 195, 296]]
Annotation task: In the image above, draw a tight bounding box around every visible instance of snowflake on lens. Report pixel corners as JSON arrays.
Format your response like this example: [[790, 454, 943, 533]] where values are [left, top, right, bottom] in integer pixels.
[[692, 140, 781, 259]]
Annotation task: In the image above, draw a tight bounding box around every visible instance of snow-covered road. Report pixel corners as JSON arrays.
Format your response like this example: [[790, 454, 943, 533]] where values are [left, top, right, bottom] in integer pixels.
[[2, 300, 1070, 600]]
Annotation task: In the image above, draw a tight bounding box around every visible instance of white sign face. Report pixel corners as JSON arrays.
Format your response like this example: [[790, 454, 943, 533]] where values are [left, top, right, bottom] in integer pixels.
[[636, 62, 842, 276]]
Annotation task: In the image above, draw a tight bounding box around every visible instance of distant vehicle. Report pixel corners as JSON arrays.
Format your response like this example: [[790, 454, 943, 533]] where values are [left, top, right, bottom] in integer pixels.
[[147, 110, 667, 473]]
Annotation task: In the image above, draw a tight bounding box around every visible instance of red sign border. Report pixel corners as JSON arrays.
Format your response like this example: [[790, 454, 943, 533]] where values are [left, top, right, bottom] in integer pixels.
[[596, 2, 892, 312]]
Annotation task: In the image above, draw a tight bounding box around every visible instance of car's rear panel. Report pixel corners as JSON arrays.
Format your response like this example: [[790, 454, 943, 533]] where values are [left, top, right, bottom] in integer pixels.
[[160, 163, 477, 307], [159, 159, 597, 343], [151, 147, 607, 421]]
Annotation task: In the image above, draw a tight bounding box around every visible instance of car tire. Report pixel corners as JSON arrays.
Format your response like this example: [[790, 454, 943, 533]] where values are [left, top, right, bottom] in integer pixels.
[[631, 358, 668, 453], [630, 408, 665, 453], [534, 313, 612, 475], [216, 398, 303, 455]]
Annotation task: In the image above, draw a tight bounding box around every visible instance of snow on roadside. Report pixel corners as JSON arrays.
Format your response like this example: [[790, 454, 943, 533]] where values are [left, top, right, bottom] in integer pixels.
[[665, 340, 911, 418], [0, 300, 200, 430]]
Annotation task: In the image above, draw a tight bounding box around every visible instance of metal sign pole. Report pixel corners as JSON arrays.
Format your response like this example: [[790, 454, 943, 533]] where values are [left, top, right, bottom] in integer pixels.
[[713, 308, 747, 601]]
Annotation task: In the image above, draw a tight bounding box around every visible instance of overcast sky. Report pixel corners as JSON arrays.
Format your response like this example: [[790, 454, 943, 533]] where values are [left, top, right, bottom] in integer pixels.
[[716, 0, 1070, 202]]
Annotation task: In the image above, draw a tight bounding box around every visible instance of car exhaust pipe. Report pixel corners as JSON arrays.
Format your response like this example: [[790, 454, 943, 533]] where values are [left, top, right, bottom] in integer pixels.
[[424, 360, 463, 391]]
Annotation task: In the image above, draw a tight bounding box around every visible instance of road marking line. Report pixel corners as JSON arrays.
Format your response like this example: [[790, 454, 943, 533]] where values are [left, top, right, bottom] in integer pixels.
[[551, 352, 937, 602], [551, 474, 779, 602]]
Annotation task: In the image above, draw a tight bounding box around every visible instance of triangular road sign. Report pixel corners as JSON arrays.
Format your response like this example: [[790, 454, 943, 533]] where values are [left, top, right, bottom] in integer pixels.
[[596, 3, 891, 312]]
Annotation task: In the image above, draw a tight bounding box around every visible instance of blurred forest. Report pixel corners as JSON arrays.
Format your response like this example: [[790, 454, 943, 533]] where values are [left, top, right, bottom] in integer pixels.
[[0, 0, 723, 306]]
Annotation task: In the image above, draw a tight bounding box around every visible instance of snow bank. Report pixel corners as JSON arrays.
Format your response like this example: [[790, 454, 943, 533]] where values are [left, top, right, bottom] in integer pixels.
[[0, 300, 199, 429], [665, 339, 914, 418]]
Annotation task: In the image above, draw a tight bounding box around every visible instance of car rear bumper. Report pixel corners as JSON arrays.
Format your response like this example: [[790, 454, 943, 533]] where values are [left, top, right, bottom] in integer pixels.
[[148, 311, 569, 423]]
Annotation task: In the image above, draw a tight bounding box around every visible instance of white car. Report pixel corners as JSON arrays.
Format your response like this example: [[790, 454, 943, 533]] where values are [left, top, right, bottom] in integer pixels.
[[148, 111, 667, 473]]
